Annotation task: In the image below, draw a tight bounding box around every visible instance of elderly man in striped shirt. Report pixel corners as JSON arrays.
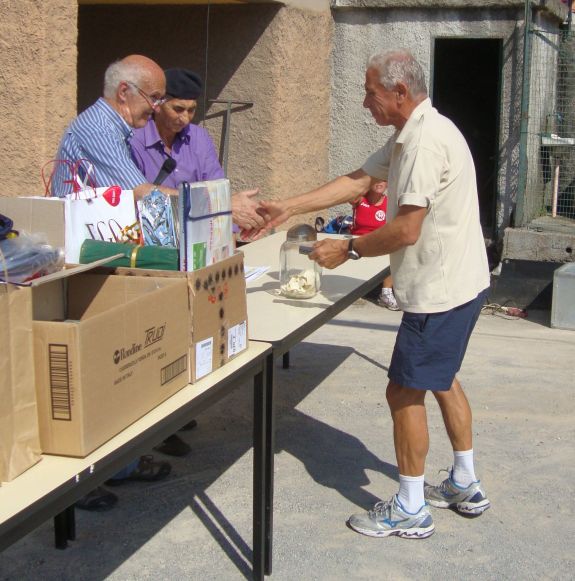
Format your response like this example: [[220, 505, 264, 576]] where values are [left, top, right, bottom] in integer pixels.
[[52, 54, 266, 232]]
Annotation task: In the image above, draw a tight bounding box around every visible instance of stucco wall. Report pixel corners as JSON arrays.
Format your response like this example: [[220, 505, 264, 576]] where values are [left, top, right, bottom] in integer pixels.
[[0, 1, 331, 228], [0, 0, 77, 197], [76, 4, 331, 232]]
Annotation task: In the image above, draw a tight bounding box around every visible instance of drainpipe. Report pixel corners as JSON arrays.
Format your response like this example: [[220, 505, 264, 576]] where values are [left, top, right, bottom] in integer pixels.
[[515, 0, 533, 227]]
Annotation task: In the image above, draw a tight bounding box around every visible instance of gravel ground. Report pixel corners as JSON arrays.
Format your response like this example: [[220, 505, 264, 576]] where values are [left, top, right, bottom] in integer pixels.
[[1, 301, 573, 580]]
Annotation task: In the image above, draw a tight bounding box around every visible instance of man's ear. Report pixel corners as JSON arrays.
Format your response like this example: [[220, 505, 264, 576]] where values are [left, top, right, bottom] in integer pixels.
[[117, 81, 130, 104], [395, 82, 408, 103]]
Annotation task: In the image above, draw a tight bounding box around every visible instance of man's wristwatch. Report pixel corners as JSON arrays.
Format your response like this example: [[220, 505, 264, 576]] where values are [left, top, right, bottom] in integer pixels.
[[347, 237, 361, 260]]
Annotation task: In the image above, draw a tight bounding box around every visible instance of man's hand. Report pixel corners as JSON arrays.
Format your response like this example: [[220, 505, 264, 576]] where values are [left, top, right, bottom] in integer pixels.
[[257, 199, 289, 230], [238, 226, 268, 242], [232, 189, 268, 231], [309, 238, 348, 269]]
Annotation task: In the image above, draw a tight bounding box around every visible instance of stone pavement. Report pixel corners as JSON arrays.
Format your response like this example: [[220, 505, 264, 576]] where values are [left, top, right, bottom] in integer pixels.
[[1, 300, 574, 580]]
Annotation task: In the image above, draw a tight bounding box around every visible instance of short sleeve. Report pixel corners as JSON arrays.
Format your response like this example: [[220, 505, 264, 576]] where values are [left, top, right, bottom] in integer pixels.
[[397, 146, 442, 209]]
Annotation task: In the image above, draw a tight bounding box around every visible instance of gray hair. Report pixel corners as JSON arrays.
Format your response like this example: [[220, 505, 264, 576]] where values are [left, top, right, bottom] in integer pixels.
[[367, 49, 427, 97], [103, 59, 147, 98]]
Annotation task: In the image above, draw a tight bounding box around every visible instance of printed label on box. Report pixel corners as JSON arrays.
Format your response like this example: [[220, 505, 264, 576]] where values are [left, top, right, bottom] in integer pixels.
[[195, 337, 213, 379], [228, 321, 247, 358]]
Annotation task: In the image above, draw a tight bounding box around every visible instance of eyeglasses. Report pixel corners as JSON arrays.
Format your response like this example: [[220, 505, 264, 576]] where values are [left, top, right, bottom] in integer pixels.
[[126, 81, 167, 109]]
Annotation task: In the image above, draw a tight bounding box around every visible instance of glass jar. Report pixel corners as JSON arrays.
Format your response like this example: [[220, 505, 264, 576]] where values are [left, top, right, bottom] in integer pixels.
[[279, 224, 322, 299]]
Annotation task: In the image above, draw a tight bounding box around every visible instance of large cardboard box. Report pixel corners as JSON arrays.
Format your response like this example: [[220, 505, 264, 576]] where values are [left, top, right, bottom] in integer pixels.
[[32, 271, 190, 457], [0, 284, 42, 482], [110, 252, 248, 382]]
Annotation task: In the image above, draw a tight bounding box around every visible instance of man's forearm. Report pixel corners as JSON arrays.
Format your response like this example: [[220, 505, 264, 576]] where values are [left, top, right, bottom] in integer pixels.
[[353, 205, 427, 258], [284, 171, 371, 217]]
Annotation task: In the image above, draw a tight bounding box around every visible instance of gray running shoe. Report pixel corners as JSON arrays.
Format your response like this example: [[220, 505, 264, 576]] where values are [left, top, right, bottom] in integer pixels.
[[425, 470, 490, 516], [378, 289, 400, 311], [347, 495, 435, 539]]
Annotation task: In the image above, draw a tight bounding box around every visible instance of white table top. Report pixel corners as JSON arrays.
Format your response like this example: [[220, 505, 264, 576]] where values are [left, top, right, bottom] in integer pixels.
[[0, 341, 270, 527], [242, 232, 389, 344]]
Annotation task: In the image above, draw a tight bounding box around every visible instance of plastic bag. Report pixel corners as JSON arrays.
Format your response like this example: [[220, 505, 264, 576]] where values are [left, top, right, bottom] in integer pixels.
[[314, 215, 353, 235], [137, 189, 178, 247], [0, 233, 64, 283]]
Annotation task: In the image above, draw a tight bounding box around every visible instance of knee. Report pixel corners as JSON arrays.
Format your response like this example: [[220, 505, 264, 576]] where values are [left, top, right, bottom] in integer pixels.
[[386, 380, 425, 410]]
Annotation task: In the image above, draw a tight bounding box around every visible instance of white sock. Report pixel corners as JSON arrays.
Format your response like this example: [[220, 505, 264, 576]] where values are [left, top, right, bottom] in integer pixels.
[[452, 449, 477, 487], [397, 474, 425, 514], [382, 287, 394, 296]]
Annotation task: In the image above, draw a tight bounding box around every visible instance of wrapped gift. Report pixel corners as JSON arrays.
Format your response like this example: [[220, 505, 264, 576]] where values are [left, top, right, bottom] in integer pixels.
[[79, 239, 179, 270]]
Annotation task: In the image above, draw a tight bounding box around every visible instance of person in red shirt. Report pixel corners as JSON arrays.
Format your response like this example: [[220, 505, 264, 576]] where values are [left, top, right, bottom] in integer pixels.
[[351, 180, 399, 310]]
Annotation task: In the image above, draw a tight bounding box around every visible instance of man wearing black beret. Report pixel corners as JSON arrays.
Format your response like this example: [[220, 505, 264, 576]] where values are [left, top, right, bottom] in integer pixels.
[[131, 67, 264, 232]]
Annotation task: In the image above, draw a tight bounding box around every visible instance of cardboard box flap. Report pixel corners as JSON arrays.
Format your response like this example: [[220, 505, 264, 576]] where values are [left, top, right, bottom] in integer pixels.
[[67, 273, 186, 320], [28, 255, 125, 287], [30, 255, 124, 322]]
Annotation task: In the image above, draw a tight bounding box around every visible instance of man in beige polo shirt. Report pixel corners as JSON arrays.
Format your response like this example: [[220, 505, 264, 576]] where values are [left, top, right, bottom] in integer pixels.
[[258, 49, 490, 539]]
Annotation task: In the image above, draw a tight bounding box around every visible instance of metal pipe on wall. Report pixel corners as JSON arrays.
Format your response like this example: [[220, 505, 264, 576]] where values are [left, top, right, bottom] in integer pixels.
[[515, 0, 533, 228]]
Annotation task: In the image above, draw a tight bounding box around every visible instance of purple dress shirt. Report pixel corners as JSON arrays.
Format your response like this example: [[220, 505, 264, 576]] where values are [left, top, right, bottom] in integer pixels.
[[130, 118, 225, 188]]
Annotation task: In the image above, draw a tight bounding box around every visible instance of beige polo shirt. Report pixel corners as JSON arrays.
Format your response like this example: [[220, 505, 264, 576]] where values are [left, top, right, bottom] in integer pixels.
[[362, 98, 490, 313]]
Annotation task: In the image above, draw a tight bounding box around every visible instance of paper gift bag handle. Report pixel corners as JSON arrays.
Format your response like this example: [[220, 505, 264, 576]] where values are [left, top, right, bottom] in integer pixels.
[[42, 158, 97, 198]]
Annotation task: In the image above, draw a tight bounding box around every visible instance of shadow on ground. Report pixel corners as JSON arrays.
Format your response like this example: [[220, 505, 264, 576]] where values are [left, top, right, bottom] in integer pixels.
[[0, 341, 395, 580]]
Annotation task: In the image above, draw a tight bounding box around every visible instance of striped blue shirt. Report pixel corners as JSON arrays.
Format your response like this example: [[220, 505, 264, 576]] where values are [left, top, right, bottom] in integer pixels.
[[51, 98, 147, 196]]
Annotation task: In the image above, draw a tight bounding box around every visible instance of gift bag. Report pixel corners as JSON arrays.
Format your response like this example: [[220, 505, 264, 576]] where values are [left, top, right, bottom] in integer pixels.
[[64, 186, 138, 263], [43, 159, 139, 263], [0, 283, 42, 482]]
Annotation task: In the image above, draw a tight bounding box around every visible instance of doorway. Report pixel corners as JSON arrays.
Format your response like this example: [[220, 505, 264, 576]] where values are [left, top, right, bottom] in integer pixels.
[[432, 38, 502, 237]]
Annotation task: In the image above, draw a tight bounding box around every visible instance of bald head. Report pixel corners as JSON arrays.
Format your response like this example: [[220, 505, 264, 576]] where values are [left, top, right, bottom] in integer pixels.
[[103, 54, 165, 99], [103, 54, 166, 128]]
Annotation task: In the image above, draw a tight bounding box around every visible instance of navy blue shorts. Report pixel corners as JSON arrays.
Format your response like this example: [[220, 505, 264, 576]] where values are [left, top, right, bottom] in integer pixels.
[[388, 288, 489, 391]]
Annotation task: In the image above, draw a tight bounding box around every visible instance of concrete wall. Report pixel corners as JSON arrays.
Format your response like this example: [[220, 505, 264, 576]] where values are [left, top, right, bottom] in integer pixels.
[[329, 6, 526, 230], [329, 3, 565, 238], [0, 0, 77, 197], [331, 0, 565, 13], [503, 226, 575, 261]]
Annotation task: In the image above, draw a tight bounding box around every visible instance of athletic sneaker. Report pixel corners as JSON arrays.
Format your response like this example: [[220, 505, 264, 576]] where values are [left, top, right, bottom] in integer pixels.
[[347, 495, 435, 539], [378, 288, 400, 311], [425, 469, 490, 516]]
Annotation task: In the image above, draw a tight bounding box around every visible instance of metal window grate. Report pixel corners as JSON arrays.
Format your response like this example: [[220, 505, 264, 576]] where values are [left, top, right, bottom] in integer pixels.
[[522, 22, 575, 227]]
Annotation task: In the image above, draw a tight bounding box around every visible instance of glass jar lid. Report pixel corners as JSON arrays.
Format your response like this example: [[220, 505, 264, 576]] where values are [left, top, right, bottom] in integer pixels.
[[286, 223, 317, 242]]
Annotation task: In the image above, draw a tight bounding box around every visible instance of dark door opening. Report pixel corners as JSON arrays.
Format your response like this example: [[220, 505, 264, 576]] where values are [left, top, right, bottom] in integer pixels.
[[432, 38, 501, 237]]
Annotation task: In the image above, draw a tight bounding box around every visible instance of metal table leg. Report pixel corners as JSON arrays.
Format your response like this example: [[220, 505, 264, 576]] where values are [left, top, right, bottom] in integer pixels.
[[264, 353, 276, 575], [253, 361, 267, 580], [53, 505, 75, 549]]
